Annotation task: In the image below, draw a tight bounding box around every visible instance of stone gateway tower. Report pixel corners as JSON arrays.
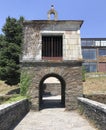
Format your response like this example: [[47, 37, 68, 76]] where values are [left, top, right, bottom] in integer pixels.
[[21, 6, 83, 111]]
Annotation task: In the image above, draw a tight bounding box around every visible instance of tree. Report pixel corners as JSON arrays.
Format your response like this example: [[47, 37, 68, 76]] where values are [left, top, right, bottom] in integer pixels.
[[0, 16, 24, 85], [2, 16, 24, 46]]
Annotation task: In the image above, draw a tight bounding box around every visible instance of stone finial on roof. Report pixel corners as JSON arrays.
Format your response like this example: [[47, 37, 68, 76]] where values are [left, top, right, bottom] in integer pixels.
[[47, 5, 58, 20]]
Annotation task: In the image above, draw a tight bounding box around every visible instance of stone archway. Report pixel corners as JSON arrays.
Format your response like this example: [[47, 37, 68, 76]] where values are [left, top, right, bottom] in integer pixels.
[[39, 73, 66, 109], [21, 61, 82, 111]]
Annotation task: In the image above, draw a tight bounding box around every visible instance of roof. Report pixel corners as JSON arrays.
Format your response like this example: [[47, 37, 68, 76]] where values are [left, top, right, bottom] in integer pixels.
[[81, 38, 106, 40], [23, 20, 84, 28]]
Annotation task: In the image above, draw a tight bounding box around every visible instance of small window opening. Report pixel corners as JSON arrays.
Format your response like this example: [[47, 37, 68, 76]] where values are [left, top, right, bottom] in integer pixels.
[[50, 13, 55, 20], [42, 36, 63, 60]]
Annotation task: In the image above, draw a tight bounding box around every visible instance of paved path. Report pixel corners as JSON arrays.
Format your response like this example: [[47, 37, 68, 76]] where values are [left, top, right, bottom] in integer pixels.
[[14, 108, 96, 130]]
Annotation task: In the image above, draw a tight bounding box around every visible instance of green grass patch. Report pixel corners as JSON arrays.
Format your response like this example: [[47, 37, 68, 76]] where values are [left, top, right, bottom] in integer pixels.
[[1, 94, 26, 104], [20, 72, 31, 96]]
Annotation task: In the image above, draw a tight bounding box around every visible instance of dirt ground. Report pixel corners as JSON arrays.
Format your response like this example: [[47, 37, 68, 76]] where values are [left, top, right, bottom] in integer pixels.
[[0, 81, 18, 95], [83, 76, 106, 95]]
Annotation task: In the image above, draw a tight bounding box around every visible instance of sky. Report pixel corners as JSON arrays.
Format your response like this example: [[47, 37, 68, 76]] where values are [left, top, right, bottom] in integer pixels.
[[0, 0, 106, 38]]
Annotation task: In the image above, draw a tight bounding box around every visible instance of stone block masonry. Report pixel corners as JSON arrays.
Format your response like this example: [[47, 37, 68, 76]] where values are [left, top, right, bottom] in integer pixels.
[[0, 99, 30, 130], [21, 61, 83, 111], [22, 20, 83, 61], [43, 83, 61, 96], [78, 97, 106, 130], [21, 19, 83, 111]]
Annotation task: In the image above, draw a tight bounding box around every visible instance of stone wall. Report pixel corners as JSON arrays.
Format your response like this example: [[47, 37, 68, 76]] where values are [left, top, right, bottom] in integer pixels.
[[0, 99, 30, 130], [21, 61, 83, 111], [43, 83, 61, 96], [78, 97, 106, 130], [22, 20, 83, 61], [21, 20, 83, 111]]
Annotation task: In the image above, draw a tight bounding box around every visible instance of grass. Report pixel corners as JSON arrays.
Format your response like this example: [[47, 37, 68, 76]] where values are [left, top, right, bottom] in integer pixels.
[[0, 81, 26, 104], [0, 94, 26, 105], [2, 94, 26, 104], [83, 74, 106, 95], [0, 72, 106, 104]]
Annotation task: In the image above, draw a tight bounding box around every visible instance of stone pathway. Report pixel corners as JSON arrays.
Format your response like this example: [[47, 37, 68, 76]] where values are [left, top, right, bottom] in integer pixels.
[[14, 108, 96, 130]]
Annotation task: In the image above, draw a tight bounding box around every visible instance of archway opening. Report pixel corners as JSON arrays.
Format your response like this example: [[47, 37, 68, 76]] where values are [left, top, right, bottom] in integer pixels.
[[39, 73, 65, 109], [50, 13, 55, 20]]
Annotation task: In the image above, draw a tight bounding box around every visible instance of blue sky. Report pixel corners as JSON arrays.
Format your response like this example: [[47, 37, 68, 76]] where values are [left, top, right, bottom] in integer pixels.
[[0, 0, 106, 38]]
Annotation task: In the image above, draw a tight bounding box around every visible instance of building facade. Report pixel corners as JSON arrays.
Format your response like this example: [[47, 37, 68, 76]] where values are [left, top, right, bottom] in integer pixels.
[[20, 6, 106, 111], [81, 38, 106, 72], [21, 6, 83, 111]]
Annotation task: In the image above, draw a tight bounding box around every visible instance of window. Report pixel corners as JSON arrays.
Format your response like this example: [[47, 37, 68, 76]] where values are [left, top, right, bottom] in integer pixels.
[[82, 49, 96, 60], [42, 36, 62, 60], [99, 49, 106, 56], [99, 63, 106, 72], [86, 40, 94, 46], [81, 40, 94, 46], [81, 40, 86, 46], [95, 41, 101, 46], [82, 62, 97, 72], [101, 41, 106, 46]]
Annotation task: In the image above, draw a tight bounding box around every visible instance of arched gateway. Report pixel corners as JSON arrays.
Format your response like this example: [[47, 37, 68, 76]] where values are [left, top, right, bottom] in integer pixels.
[[20, 6, 83, 111], [39, 73, 65, 109]]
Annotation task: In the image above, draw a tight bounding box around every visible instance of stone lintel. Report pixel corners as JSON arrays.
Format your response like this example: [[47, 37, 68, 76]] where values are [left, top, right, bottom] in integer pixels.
[[20, 60, 82, 67]]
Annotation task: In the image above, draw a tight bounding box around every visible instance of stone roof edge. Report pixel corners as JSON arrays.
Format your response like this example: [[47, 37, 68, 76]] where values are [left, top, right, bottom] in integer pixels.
[[23, 20, 84, 27]]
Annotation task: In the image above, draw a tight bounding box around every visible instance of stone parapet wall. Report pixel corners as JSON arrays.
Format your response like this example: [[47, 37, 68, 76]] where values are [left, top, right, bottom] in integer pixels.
[[0, 99, 30, 130], [78, 97, 106, 130]]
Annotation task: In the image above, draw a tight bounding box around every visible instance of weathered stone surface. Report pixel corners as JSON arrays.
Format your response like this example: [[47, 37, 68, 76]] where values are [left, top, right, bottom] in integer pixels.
[[43, 83, 61, 96], [21, 61, 83, 111], [78, 97, 106, 130], [21, 20, 83, 111], [21, 20, 83, 61], [0, 99, 30, 130]]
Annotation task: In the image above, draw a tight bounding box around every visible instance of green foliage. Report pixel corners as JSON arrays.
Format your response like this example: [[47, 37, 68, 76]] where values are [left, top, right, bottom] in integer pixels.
[[20, 72, 31, 96], [0, 94, 26, 104], [0, 16, 24, 85], [82, 66, 86, 81], [78, 105, 84, 115], [2, 16, 24, 45]]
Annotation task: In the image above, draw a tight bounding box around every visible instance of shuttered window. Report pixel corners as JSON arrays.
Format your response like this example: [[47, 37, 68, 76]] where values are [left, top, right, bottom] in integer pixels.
[[42, 36, 62, 60]]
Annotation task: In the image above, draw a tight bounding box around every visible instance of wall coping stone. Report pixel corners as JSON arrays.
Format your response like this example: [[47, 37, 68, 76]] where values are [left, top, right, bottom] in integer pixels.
[[78, 97, 106, 113], [0, 99, 27, 114], [23, 20, 83, 27]]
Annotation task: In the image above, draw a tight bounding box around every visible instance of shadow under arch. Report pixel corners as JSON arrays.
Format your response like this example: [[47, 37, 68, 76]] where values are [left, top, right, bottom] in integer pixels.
[[39, 73, 66, 110]]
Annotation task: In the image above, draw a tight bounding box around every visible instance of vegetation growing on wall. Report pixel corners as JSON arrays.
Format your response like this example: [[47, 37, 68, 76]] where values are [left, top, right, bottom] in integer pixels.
[[82, 66, 86, 82], [20, 72, 31, 96]]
